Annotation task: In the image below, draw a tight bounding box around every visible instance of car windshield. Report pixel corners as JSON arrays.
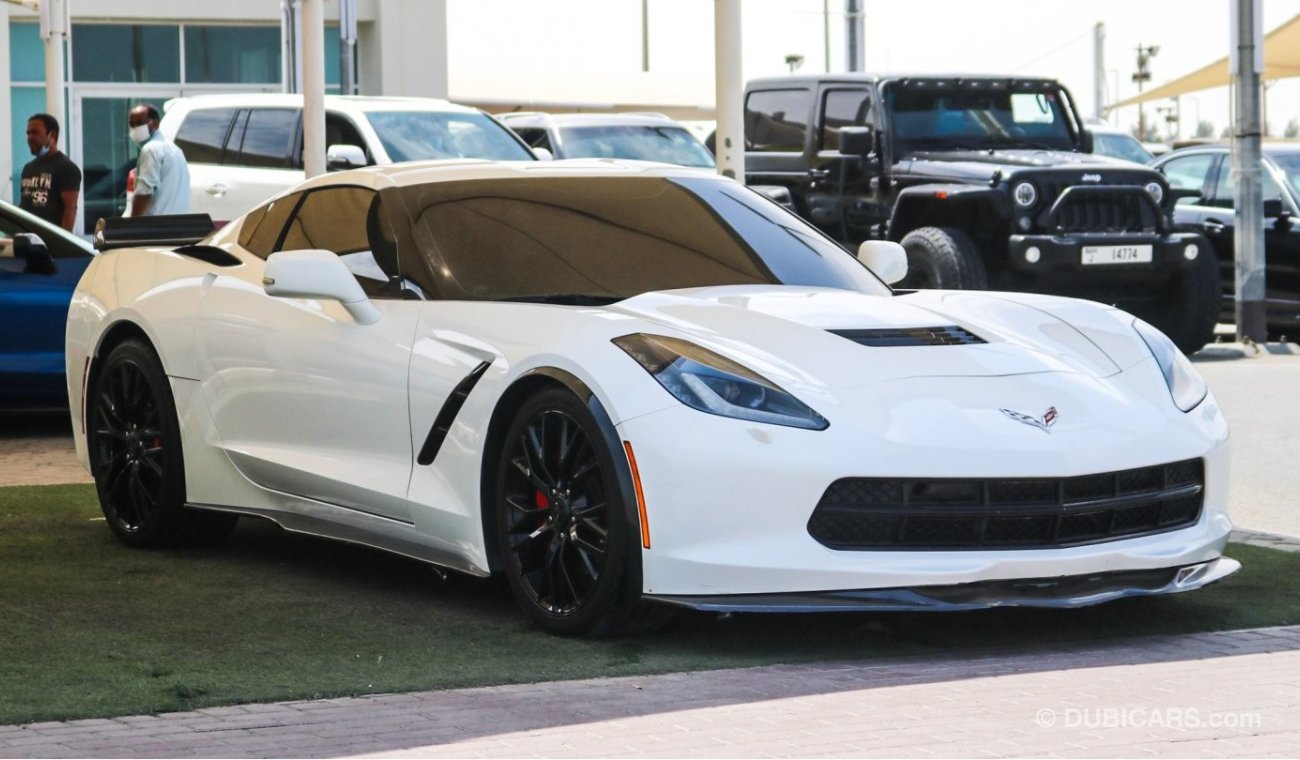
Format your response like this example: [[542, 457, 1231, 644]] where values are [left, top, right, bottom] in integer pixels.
[[1272, 153, 1300, 196], [386, 175, 888, 303], [886, 83, 1078, 156], [364, 111, 534, 162], [557, 125, 716, 168], [1092, 132, 1154, 164]]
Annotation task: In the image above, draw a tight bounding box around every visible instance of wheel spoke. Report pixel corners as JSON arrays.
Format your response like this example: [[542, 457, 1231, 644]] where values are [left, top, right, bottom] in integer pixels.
[[139, 450, 164, 478], [557, 551, 582, 609], [574, 543, 601, 582]]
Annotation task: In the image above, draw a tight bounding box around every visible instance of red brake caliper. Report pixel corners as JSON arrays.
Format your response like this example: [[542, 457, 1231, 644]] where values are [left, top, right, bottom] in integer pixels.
[[534, 490, 549, 530]]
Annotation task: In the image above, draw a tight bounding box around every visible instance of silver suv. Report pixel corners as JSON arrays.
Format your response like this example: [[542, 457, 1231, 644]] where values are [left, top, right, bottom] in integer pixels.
[[159, 94, 535, 223], [499, 112, 715, 169]]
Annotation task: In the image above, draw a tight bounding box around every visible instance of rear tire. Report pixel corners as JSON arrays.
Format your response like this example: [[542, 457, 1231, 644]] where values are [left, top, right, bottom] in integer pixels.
[[897, 227, 989, 290], [1124, 248, 1220, 355], [88, 338, 237, 548], [494, 388, 671, 637]]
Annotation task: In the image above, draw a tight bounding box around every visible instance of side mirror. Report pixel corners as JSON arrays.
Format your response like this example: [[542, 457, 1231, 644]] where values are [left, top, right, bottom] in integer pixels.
[[857, 240, 907, 285], [13, 233, 56, 275], [263, 249, 380, 325], [1078, 129, 1094, 154], [837, 126, 875, 156], [326, 144, 368, 171], [1264, 198, 1284, 218], [751, 184, 795, 210], [532, 147, 554, 161]]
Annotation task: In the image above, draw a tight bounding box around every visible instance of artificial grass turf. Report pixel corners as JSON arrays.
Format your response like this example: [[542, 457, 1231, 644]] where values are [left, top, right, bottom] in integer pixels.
[[1, 483, 1297, 725]]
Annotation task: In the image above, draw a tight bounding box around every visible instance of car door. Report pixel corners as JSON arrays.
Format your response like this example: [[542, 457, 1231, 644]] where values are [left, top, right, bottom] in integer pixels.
[[743, 86, 816, 210], [1156, 151, 1222, 309], [1200, 155, 1300, 327], [0, 210, 93, 404], [195, 186, 420, 522], [803, 85, 886, 244], [208, 107, 304, 225]]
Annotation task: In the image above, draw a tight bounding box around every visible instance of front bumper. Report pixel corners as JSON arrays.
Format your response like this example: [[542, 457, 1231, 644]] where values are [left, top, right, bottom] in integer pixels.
[[648, 557, 1239, 612], [1007, 231, 1205, 275]]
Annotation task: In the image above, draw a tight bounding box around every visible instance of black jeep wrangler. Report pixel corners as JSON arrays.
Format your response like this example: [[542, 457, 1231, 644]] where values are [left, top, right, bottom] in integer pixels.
[[742, 74, 1217, 353]]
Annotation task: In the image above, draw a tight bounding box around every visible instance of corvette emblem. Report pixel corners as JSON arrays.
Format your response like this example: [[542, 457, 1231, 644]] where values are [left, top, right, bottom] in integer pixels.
[[1001, 406, 1058, 434]]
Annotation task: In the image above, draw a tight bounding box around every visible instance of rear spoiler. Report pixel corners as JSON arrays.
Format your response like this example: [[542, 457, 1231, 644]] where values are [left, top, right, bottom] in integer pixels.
[[93, 214, 216, 251]]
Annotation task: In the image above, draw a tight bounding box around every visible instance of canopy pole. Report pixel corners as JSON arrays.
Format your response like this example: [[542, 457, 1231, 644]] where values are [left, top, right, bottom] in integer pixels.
[[713, 0, 744, 182], [301, 0, 326, 178], [1232, 0, 1266, 344], [40, 0, 68, 128]]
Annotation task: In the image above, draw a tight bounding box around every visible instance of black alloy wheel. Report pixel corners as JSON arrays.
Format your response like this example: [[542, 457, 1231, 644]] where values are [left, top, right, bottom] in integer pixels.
[[495, 388, 668, 636], [89, 338, 236, 547]]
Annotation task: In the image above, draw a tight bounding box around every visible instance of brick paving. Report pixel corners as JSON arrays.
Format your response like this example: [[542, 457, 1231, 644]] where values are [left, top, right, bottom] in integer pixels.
[[2, 626, 1299, 758]]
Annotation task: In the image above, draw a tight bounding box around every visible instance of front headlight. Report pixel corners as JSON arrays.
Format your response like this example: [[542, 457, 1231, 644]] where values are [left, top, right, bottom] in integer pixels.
[[1013, 181, 1038, 207], [1144, 181, 1165, 204], [613, 333, 829, 430], [1133, 318, 1207, 411]]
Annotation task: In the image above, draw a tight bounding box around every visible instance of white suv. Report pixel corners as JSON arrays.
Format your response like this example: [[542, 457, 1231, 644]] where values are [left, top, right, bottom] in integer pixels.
[[159, 94, 536, 223], [498, 112, 715, 169]]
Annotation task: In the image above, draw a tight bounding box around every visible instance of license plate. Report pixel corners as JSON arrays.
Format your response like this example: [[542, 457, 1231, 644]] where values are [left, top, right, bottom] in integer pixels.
[[1081, 244, 1153, 265]]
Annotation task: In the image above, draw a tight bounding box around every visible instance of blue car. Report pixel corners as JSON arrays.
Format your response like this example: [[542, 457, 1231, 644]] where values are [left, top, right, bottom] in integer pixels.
[[0, 200, 95, 408]]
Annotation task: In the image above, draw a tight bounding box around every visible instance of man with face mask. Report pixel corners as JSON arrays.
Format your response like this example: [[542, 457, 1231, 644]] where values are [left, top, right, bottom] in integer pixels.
[[128, 104, 191, 216], [19, 113, 81, 232]]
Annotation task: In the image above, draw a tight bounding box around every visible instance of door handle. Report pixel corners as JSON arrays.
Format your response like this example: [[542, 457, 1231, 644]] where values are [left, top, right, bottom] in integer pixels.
[[1202, 218, 1226, 235], [206, 183, 227, 197], [807, 168, 829, 182]]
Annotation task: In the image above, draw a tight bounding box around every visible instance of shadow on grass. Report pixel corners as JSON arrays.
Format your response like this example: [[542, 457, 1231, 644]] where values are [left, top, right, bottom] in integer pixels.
[[2, 483, 1297, 725]]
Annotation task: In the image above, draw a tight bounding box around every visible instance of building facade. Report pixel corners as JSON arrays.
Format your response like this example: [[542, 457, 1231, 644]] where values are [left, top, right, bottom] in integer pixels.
[[2, 0, 448, 232]]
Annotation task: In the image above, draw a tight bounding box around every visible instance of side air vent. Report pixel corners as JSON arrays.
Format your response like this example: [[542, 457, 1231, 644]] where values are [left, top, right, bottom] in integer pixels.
[[829, 326, 985, 347], [417, 361, 491, 466]]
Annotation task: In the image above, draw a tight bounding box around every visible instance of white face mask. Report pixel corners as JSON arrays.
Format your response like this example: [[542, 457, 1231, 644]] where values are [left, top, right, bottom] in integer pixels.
[[129, 124, 151, 145]]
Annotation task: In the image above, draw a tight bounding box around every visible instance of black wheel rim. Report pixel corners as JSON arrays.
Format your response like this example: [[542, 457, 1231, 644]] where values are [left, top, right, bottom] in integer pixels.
[[92, 359, 166, 533], [502, 408, 609, 616]]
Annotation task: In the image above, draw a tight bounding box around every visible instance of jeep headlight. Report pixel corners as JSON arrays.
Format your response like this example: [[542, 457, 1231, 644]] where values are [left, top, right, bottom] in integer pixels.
[[1145, 181, 1165, 204], [613, 333, 828, 430], [1133, 318, 1207, 412], [1013, 181, 1037, 207]]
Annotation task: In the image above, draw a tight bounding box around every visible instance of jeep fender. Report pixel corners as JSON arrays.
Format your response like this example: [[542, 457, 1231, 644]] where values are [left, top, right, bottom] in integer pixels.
[[888, 184, 1011, 241]]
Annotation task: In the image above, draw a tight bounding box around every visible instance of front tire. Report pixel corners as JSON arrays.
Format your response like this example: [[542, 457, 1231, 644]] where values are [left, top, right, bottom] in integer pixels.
[[494, 388, 668, 636], [88, 338, 237, 547], [897, 226, 989, 290]]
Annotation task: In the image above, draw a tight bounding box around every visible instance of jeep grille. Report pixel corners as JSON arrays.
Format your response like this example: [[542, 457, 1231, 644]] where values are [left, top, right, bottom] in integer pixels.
[[1037, 182, 1163, 234]]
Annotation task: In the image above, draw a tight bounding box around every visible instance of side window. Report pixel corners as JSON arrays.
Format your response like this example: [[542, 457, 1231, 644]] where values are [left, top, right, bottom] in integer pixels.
[[276, 186, 397, 296], [513, 127, 553, 153], [237, 192, 302, 259], [1207, 159, 1285, 209], [820, 89, 872, 152], [174, 108, 236, 164], [231, 108, 298, 169], [298, 113, 370, 169], [744, 89, 811, 152], [1159, 154, 1216, 205]]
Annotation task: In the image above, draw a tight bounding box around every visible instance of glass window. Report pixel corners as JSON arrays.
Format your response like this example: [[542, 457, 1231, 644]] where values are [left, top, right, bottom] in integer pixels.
[[232, 108, 298, 168], [238, 192, 302, 259], [555, 125, 715, 168], [388, 176, 887, 302], [71, 24, 180, 83], [820, 89, 872, 151], [512, 127, 553, 152], [174, 108, 236, 164], [9, 22, 45, 82], [745, 89, 811, 152], [1272, 153, 1300, 197], [885, 84, 1075, 156], [1209, 158, 1284, 208], [278, 186, 374, 255], [1160, 153, 1215, 198], [183, 26, 280, 84], [1091, 132, 1154, 164], [363, 111, 533, 162]]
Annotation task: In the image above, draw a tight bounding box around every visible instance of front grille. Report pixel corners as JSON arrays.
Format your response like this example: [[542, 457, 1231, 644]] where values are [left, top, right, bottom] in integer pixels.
[[1037, 183, 1162, 234], [808, 459, 1203, 550], [830, 326, 985, 347]]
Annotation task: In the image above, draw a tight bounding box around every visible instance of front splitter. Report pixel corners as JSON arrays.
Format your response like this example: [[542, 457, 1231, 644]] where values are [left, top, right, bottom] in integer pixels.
[[646, 557, 1240, 613]]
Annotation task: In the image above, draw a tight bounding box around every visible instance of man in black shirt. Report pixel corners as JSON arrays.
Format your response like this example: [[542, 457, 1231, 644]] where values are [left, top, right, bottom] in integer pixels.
[[20, 113, 81, 232]]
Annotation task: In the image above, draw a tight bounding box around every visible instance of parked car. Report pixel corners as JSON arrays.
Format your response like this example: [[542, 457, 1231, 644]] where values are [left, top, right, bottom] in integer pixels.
[[740, 74, 1218, 354], [0, 200, 96, 408], [498, 112, 715, 168], [67, 158, 1236, 636], [1151, 144, 1300, 335], [159, 94, 536, 224], [1087, 123, 1156, 164]]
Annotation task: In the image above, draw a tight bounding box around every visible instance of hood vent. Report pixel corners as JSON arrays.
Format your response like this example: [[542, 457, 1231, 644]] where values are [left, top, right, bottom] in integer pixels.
[[830, 326, 985, 347]]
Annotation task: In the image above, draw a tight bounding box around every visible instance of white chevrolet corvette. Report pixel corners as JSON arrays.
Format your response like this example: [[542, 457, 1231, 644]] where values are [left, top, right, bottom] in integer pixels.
[[66, 159, 1237, 636]]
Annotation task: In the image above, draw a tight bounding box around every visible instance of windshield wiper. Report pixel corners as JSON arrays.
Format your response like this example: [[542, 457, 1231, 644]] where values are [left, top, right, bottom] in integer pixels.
[[498, 294, 622, 306]]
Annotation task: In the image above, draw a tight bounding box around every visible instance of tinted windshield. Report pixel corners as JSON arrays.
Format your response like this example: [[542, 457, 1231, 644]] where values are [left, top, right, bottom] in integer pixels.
[[1092, 132, 1154, 164], [387, 175, 887, 302], [886, 83, 1077, 156], [557, 125, 716, 168], [364, 111, 533, 162]]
